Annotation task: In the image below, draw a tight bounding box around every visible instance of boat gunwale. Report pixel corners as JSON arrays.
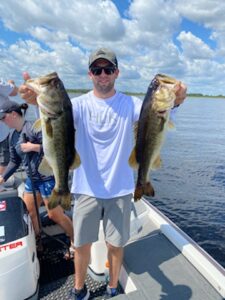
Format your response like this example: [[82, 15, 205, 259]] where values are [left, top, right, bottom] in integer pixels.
[[141, 197, 225, 298]]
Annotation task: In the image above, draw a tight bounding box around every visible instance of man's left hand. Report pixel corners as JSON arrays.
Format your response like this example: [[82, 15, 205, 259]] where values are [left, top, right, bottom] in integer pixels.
[[174, 83, 187, 106]]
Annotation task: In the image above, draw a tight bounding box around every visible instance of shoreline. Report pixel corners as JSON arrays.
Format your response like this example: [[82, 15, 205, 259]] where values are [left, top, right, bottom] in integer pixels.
[[66, 89, 225, 98]]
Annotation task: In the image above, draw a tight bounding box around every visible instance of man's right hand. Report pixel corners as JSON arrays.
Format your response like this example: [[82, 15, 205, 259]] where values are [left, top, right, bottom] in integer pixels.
[[19, 72, 38, 105]]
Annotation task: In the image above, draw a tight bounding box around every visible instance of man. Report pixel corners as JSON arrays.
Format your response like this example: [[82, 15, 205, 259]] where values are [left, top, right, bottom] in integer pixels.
[[0, 79, 18, 176], [19, 48, 187, 300]]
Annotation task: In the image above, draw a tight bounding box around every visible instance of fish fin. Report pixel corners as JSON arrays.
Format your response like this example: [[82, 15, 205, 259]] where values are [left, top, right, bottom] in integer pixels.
[[32, 119, 42, 132], [167, 120, 175, 129], [128, 148, 139, 169], [61, 193, 71, 210], [70, 152, 81, 170], [151, 155, 162, 170], [38, 157, 53, 176], [46, 119, 53, 137], [48, 189, 61, 210]]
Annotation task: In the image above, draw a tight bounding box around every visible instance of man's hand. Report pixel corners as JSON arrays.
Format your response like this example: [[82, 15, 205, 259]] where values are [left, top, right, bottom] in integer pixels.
[[174, 82, 187, 106], [18, 72, 38, 105]]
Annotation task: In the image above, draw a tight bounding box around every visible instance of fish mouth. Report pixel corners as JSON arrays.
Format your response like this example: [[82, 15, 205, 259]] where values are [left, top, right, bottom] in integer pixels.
[[157, 110, 167, 117]]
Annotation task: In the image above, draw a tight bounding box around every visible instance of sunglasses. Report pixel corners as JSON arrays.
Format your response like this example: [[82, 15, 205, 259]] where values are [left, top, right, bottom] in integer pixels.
[[90, 66, 116, 76]]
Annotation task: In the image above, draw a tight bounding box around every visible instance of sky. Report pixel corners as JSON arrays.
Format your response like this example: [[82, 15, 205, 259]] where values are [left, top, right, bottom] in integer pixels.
[[0, 0, 225, 95]]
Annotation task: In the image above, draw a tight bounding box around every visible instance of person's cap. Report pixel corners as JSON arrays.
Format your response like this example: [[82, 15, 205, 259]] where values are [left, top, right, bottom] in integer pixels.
[[89, 48, 118, 68], [0, 100, 20, 120]]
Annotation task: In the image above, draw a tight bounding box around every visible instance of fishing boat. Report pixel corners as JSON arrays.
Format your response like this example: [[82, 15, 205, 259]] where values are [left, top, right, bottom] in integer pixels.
[[0, 175, 225, 300]]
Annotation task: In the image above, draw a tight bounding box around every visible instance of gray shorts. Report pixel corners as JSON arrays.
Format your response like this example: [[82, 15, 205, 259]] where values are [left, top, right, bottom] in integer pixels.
[[0, 137, 9, 166], [72, 194, 132, 248]]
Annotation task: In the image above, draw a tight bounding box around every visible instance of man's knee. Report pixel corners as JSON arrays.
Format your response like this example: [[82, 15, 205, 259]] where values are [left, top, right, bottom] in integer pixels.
[[106, 242, 122, 253]]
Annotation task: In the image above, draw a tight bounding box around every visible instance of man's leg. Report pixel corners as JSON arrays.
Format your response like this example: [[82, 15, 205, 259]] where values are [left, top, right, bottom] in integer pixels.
[[74, 243, 92, 289], [107, 243, 123, 288], [72, 194, 102, 294], [103, 194, 132, 291]]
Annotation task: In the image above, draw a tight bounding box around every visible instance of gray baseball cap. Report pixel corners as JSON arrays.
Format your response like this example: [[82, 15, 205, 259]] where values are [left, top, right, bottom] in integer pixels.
[[89, 48, 118, 68], [0, 100, 21, 120]]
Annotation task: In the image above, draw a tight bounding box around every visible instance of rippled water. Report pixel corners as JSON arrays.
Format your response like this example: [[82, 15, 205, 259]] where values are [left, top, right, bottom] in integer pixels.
[[146, 97, 225, 268], [19, 94, 225, 268]]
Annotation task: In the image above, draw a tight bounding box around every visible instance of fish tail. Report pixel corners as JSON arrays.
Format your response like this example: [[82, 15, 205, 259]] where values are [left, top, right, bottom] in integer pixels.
[[134, 186, 144, 202], [61, 192, 71, 210], [48, 189, 61, 210], [134, 182, 155, 202], [144, 181, 155, 197]]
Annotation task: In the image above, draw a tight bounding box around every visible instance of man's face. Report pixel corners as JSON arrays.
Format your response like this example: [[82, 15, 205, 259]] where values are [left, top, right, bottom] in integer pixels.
[[88, 59, 119, 96]]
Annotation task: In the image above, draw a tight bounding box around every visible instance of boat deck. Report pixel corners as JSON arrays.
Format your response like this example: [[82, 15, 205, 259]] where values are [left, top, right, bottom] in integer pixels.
[[1, 181, 224, 300], [38, 200, 224, 300], [121, 200, 224, 300], [38, 236, 112, 300]]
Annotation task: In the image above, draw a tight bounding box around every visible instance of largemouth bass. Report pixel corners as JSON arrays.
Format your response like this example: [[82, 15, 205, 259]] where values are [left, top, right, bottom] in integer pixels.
[[129, 74, 180, 201], [25, 72, 80, 210]]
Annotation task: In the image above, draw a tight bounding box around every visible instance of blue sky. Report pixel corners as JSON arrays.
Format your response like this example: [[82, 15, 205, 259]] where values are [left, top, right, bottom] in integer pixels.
[[0, 0, 225, 95]]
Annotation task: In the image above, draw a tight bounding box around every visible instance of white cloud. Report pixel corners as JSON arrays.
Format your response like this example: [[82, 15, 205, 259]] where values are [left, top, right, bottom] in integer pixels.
[[0, 0, 224, 94], [177, 31, 214, 59], [176, 0, 225, 30]]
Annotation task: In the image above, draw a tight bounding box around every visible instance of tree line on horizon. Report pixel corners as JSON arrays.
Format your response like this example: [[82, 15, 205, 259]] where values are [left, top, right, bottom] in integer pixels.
[[66, 89, 225, 98]]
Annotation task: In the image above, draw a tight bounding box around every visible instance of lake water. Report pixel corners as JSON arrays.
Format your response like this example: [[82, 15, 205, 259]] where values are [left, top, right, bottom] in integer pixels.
[[147, 97, 225, 268], [14, 94, 225, 268]]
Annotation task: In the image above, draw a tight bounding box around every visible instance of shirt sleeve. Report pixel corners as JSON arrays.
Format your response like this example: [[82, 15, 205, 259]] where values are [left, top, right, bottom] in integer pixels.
[[2, 132, 22, 181]]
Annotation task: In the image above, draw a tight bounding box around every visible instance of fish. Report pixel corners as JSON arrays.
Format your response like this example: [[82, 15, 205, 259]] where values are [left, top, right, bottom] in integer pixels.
[[129, 74, 181, 201], [25, 72, 80, 210]]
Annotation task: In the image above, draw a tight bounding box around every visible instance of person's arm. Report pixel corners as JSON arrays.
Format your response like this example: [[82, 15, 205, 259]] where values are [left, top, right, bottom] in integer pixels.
[[19, 121, 43, 154], [0, 132, 22, 182], [8, 80, 18, 96], [20, 142, 41, 153], [0, 79, 17, 97], [0, 161, 19, 183]]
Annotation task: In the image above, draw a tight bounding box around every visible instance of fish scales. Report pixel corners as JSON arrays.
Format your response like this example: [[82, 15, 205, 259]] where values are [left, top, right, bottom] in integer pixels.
[[129, 74, 180, 201], [25, 72, 80, 210]]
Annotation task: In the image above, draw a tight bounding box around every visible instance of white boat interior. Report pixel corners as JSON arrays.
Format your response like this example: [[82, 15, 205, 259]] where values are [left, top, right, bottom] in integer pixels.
[[0, 175, 225, 300]]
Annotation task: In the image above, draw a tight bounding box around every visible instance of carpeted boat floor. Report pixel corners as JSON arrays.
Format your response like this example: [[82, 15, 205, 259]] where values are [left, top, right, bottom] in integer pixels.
[[38, 236, 122, 299]]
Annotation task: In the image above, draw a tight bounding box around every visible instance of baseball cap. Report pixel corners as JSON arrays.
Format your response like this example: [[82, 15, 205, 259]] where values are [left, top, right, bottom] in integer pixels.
[[0, 100, 21, 120], [89, 48, 118, 68]]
